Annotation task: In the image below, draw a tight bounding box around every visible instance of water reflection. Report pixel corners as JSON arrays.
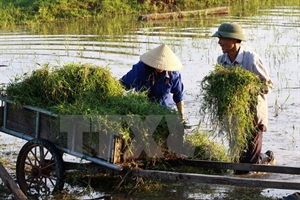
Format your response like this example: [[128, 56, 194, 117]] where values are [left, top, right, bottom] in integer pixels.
[[0, 5, 299, 200]]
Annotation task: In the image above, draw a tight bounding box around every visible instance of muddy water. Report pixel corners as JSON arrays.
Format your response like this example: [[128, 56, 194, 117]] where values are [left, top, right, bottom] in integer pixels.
[[0, 6, 299, 199]]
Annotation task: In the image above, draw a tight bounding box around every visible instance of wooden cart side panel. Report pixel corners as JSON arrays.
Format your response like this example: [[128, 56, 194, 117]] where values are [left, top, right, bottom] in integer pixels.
[[80, 131, 123, 163], [39, 113, 64, 145], [6, 104, 36, 137], [5, 104, 68, 148], [4, 103, 123, 163]]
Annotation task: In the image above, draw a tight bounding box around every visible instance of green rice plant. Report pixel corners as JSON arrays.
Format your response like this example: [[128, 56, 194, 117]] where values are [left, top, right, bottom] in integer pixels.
[[199, 65, 263, 161]]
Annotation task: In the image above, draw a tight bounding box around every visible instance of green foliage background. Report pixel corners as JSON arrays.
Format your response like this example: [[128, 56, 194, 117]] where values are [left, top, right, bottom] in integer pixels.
[[0, 0, 297, 26]]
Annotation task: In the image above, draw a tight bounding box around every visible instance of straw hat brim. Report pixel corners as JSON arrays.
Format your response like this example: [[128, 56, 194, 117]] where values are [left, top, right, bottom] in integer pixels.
[[140, 44, 182, 71]]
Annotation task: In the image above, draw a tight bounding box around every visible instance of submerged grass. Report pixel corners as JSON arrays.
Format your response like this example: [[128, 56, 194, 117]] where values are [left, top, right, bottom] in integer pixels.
[[199, 65, 263, 161]]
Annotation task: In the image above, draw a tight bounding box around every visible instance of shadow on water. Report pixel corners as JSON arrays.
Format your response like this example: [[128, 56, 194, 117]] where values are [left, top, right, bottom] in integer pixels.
[[0, 4, 300, 200]]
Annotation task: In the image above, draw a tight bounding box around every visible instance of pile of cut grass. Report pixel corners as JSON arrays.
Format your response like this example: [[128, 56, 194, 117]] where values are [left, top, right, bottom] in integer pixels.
[[1, 63, 180, 156], [199, 65, 263, 161], [3, 63, 175, 116], [5, 63, 124, 110]]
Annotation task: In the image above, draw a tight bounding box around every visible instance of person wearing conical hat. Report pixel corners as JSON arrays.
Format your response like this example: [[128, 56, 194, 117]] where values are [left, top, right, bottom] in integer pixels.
[[212, 22, 274, 173], [121, 44, 185, 122]]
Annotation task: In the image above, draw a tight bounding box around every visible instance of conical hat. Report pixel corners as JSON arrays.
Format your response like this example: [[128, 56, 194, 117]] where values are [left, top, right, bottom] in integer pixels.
[[140, 44, 182, 71]]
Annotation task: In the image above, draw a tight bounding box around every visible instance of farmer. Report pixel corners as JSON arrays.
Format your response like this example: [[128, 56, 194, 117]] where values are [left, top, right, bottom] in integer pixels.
[[211, 22, 274, 173], [120, 43, 185, 122], [120, 44, 185, 158]]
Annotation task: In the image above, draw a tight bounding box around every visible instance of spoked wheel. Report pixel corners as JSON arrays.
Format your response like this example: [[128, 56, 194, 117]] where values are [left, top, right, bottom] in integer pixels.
[[16, 138, 65, 197]]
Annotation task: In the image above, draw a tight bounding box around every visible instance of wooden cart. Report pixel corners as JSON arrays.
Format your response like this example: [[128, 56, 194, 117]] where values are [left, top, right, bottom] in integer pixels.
[[0, 96, 123, 197], [1, 95, 300, 199]]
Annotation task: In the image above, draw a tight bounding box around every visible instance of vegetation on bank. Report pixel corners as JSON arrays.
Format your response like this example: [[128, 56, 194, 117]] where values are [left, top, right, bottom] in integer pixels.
[[0, 0, 298, 26]]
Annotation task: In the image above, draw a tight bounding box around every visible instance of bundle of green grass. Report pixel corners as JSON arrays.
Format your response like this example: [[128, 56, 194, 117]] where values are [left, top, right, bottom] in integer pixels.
[[199, 64, 263, 161]]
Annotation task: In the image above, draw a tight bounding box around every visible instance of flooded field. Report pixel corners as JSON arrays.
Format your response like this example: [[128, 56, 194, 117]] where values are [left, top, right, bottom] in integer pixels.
[[0, 4, 299, 200]]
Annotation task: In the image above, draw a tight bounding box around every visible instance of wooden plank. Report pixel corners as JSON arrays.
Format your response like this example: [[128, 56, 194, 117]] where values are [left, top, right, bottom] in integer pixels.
[[138, 7, 229, 21], [63, 161, 117, 174], [166, 159, 300, 175], [0, 162, 27, 200], [132, 169, 300, 190], [6, 104, 36, 136]]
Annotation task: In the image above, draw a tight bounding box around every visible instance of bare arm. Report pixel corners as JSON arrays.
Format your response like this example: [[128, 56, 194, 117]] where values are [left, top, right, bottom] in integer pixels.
[[176, 101, 185, 122]]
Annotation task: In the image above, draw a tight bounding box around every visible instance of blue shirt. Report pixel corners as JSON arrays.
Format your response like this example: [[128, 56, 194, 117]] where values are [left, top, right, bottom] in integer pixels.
[[121, 61, 184, 108]]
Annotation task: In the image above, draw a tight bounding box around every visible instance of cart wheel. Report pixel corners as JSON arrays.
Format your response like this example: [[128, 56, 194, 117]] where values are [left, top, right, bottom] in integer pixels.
[[16, 138, 65, 197]]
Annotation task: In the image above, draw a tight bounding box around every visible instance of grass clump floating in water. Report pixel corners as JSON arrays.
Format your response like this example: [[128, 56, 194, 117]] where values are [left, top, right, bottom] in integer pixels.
[[199, 64, 263, 161]]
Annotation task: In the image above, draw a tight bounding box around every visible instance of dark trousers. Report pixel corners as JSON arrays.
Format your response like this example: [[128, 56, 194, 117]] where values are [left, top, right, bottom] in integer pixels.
[[239, 129, 263, 164]]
